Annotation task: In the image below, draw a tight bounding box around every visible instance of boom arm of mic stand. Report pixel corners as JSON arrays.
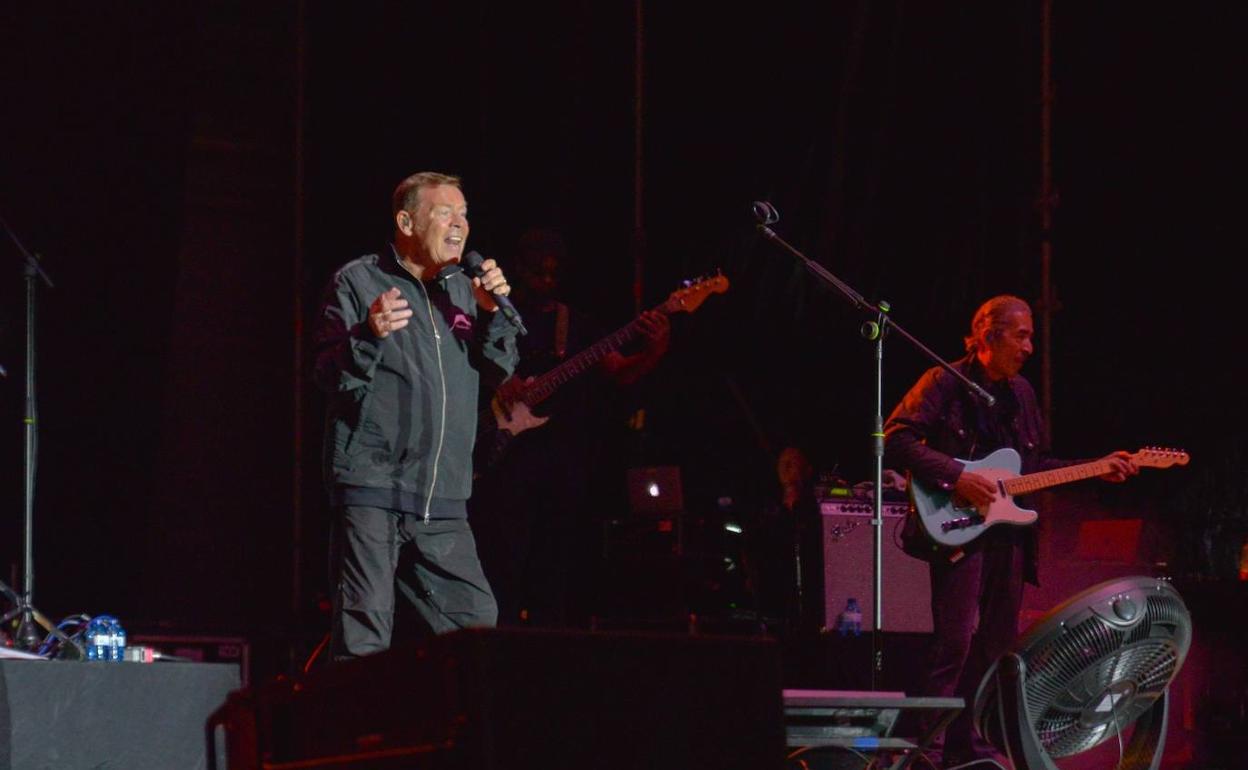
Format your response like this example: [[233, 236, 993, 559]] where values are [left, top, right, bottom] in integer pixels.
[[757, 218, 993, 688], [756, 224, 994, 406], [1, 212, 55, 289]]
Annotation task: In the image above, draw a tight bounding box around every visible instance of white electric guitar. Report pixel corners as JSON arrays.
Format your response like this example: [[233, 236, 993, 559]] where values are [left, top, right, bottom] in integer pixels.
[[911, 446, 1189, 547]]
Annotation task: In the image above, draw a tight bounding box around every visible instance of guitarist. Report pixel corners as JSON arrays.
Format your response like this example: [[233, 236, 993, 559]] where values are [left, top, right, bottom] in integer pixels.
[[882, 294, 1136, 766], [483, 228, 670, 452], [470, 227, 671, 629]]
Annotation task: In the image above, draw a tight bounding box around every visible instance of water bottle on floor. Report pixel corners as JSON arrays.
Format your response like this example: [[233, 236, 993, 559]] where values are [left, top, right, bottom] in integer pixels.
[[110, 618, 126, 662], [86, 616, 113, 661], [837, 598, 862, 637]]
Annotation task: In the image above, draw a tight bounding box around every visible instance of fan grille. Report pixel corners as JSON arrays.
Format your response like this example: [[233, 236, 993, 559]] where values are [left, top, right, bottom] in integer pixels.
[[976, 578, 1191, 759]]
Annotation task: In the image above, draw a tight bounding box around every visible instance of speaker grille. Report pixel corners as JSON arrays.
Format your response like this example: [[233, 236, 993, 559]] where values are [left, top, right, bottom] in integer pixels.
[[821, 506, 932, 633]]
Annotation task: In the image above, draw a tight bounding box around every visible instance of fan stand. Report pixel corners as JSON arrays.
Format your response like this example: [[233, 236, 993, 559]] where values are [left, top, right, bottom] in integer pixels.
[[992, 653, 1170, 770]]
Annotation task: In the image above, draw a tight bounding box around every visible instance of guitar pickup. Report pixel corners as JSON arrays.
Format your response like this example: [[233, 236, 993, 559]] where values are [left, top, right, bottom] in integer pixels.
[[941, 515, 983, 532]]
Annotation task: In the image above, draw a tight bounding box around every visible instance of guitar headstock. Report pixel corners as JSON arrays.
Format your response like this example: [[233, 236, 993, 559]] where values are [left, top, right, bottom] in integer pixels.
[[1131, 447, 1191, 469], [661, 272, 730, 314]]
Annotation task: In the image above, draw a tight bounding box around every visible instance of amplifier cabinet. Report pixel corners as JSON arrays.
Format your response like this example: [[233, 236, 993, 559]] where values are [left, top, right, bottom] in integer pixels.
[[820, 501, 932, 633]]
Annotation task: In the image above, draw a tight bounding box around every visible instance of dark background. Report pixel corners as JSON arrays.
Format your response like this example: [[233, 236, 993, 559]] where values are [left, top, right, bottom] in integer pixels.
[[1, 0, 1244, 695]]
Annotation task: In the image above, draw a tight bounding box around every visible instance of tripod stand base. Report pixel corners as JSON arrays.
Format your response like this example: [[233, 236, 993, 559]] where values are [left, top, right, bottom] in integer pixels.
[[0, 578, 69, 655], [13, 611, 44, 651]]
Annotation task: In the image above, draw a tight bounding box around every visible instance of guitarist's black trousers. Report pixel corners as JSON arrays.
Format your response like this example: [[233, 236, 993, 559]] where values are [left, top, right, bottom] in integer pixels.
[[924, 526, 1026, 757]]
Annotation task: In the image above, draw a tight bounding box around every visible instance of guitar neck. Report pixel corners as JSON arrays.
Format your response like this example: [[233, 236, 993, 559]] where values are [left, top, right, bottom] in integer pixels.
[[522, 315, 649, 407], [1002, 457, 1118, 496]]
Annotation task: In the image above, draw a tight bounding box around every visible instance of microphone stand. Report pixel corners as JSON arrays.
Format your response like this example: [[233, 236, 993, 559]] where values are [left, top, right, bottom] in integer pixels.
[[1, 212, 72, 655], [753, 202, 993, 688]]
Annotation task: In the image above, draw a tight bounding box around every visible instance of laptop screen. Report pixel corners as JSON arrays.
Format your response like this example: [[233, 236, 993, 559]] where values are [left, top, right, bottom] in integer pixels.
[[625, 466, 684, 516]]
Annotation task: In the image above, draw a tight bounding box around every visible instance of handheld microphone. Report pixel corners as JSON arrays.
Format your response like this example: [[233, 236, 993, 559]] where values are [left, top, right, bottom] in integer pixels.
[[462, 250, 528, 336]]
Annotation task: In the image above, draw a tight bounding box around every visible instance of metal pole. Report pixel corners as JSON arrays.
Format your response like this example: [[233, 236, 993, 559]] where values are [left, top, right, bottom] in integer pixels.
[[871, 309, 887, 689], [23, 266, 36, 611], [632, 0, 645, 315], [14, 257, 41, 649], [1038, 0, 1056, 444], [291, 0, 306, 622]]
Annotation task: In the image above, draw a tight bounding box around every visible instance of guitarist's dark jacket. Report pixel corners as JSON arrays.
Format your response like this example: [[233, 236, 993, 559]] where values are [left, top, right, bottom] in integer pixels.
[[883, 355, 1075, 585]]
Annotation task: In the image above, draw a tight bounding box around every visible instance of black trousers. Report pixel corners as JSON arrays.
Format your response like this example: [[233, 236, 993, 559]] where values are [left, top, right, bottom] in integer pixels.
[[922, 528, 1026, 757], [329, 505, 498, 660]]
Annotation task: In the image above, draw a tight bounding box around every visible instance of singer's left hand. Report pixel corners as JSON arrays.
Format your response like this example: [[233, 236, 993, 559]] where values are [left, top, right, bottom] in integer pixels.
[[471, 258, 510, 312]]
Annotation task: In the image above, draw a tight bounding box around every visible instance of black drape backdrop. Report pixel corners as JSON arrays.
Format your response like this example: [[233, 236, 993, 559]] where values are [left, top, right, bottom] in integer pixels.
[[2, 2, 1244, 680]]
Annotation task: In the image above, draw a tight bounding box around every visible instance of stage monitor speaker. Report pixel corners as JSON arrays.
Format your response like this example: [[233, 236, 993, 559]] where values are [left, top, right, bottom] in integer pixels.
[[821, 502, 932, 633], [217, 627, 785, 770], [0, 659, 238, 770]]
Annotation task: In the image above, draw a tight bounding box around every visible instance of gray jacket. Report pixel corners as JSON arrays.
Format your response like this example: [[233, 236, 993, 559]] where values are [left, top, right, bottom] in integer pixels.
[[315, 248, 518, 518]]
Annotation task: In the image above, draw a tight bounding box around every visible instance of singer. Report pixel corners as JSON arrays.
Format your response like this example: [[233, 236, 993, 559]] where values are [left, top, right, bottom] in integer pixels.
[[314, 171, 520, 660]]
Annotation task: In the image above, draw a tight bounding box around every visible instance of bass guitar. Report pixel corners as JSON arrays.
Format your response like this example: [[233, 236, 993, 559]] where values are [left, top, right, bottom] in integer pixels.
[[474, 274, 729, 466]]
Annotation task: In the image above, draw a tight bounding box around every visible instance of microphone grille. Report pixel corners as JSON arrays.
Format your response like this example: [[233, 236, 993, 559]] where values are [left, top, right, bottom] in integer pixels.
[[751, 201, 779, 224]]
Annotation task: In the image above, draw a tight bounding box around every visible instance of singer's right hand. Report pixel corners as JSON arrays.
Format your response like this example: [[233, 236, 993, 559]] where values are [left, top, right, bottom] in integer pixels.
[[368, 287, 412, 338]]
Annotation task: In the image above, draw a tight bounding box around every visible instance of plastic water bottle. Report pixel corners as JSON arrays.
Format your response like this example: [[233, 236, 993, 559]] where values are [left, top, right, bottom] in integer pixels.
[[83, 618, 99, 660], [110, 618, 126, 662], [838, 598, 863, 637], [86, 617, 112, 661]]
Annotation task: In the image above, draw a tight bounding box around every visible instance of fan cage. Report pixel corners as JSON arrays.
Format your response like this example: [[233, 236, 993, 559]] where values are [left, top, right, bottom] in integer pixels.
[[978, 578, 1191, 759]]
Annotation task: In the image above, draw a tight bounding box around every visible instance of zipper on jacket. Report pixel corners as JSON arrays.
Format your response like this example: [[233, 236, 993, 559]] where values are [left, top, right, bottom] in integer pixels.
[[415, 279, 448, 524]]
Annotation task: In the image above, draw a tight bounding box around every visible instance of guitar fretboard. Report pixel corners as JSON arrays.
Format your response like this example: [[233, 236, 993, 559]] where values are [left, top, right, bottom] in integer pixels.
[[1002, 458, 1118, 496], [522, 318, 647, 406]]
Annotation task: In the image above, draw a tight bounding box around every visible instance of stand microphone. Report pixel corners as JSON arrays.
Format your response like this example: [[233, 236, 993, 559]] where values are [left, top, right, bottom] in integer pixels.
[[1, 212, 71, 655], [751, 200, 779, 226], [750, 200, 993, 687], [750, 200, 993, 407]]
